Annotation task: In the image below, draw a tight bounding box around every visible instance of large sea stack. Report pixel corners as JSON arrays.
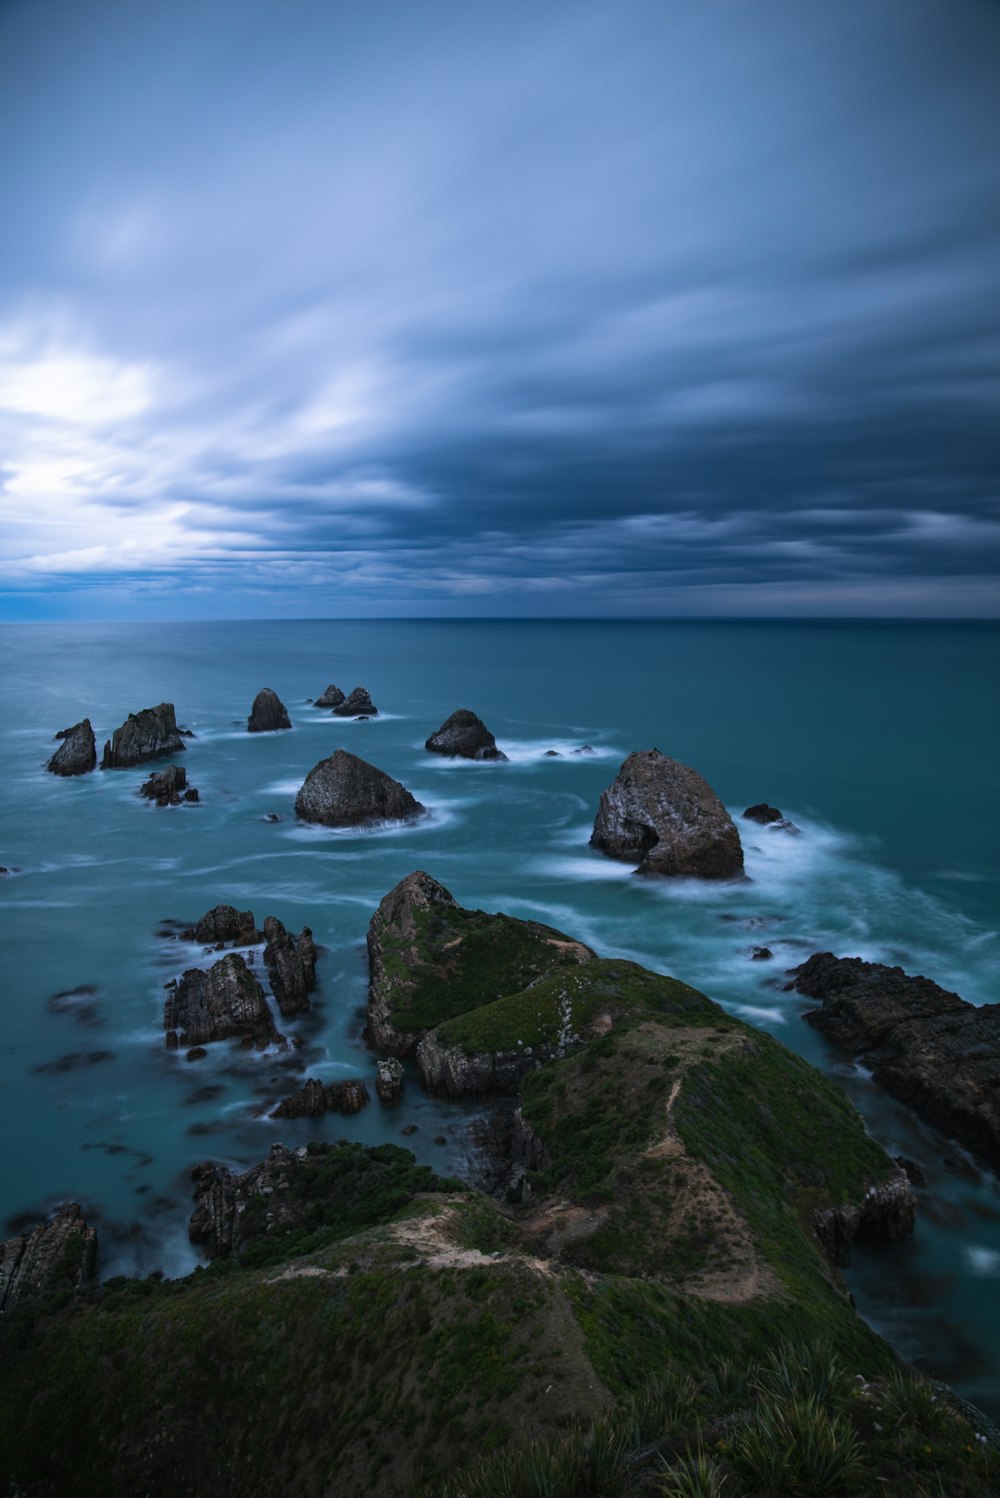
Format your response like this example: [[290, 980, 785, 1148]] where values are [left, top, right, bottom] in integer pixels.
[[590, 749, 744, 879], [47, 720, 96, 776], [425, 708, 508, 761], [247, 688, 291, 733], [294, 749, 424, 828], [163, 953, 283, 1050], [333, 686, 377, 717], [314, 684, 346, 708], [101, 704, 185, 769]]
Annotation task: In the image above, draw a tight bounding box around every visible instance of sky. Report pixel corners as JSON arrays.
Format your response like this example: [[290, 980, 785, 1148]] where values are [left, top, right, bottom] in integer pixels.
[[1, 0, 999, 620]]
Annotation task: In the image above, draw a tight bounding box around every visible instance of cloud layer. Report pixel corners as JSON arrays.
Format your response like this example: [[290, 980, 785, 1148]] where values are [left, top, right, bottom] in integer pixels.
[[1, 0, 998, 617]]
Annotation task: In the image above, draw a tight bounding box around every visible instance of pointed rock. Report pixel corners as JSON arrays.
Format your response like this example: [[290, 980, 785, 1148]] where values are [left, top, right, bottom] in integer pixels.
[[163, 953, 283, 1050], [591, 749, 744, 879], [425, 708, 508, 761], [315, 684, 346, 708], [101, 704, 185, 768], [247, 688, 291, 733], [263, 915, 317, 1017], [294, 748, 424, 828], [48, 720, 96, 776], [333, 686, 377, 717]]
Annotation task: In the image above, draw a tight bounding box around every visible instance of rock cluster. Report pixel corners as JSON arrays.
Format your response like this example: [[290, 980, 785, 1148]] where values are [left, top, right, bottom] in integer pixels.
[[333, 686, 378, 717], [0, 1204, 97, 1311], [48, 720, 96, 776], [263, 915, 317, 1017], [269, 1077, 369, 1118], [139, 764, 199, 806], [425, 709, 508, 761], [295, 749, 425, 828], [101, 703, 186, 769], [591, 749, 744, 879], [182, 905, 263, 946], [314, 684, 346, 708], [790, 952, 1000, 1173], [247, 688, 291, 733], [164, 953, 284, 1051]]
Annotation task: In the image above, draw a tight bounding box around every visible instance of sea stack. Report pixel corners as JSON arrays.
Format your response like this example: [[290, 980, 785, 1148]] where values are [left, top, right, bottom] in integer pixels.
[[314, 684, 346, 709], [333, 686, 378, 717], [247, 688, 291, 733], [47, 720, 96, 776], [294, 748, 425, 827], [101, 704, 185, 769], [591, 749, 744, 879], [425, 709, 508, 761]]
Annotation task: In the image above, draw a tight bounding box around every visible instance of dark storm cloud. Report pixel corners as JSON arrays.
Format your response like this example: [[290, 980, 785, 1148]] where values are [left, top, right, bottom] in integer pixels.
[[0, 0, 998, 617]]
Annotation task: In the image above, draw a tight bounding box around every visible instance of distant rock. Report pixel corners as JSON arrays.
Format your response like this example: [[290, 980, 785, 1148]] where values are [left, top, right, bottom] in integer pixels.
[[315, 684, 346, 709], [333, 686, 377, 717], [269, 1077, 369, 1119], [544, 750, 560, 758], [247, 688, 291, 733], [591, 749, 745, 879], [751, 946, 773, 961], [294, 748, 425, 828], [573, 745, 596, 756], [260, 812, 282, 823], [424, 709, 508, 762], [263, 915, 317, 1017], [102, 704, 185, 769], [164, 953, 284, 1050], [139, 764, 195, 806], [375, 1056, 404, 1106], [182, 905, 263, 946], [743, 802, 798, 832], [790, 952, 1000, 1174], [48, 720, 96, 776], [0, 1204, 97, 1311]]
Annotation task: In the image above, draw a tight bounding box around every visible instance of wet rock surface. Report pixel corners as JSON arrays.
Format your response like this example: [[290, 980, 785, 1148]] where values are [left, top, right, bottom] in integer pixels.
[[332, 686, 377, 717], [101, 703, 185, 768], [48, 719, 96, 776], [182, 905, 263, 946], [0, 1204, 97, 1311], [375, 1056, 404, 1106], [263, 915, 317, 1017], [139, 764, 197, 806], [743, 802, 798, 832], [247, 688, 291, 733], [591, 749, 745, 878], [269, 1077, 369, 1118], [424, 708, 508, 761], [314, 684, 346, 708], [295, 748, 425, 827], [164, 953, 284, 1050], [790, 952, 1000, 1173]]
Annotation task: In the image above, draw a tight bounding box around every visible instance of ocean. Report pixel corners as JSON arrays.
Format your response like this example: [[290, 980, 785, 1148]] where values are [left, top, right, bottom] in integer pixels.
[[1, 618, 997, 1413]]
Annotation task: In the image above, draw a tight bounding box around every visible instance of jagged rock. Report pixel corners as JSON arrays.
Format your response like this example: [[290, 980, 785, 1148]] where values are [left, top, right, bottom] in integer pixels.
[[333, 686, 377, 717], [48, 720, 96, 776], [416, 1028, 567, 1100], [139, 764, 192, 806], [164, 953, 283, 1050], [790, 953, 1000, 1174], [0, 1204, 97, 1311], [424, 709, 508, 762], [811, 1169, 916, 1265], [470, 1107, 547, 1197], [269, 1077, 369, 1118], [181, 905, 263, 946], [184, 787, 199, 803], [295, 749, 425, 828], [743, 802, 798, 832], [315, 684, 346, 709], [247, 688, 291, 733], [375, 1056, 404, 1106], [263, 915, 317, 1017], [751, 946, 773, 961], [591, 749, 744, 879], [101, 704, 185, 769], [574, 745, 596, 755]]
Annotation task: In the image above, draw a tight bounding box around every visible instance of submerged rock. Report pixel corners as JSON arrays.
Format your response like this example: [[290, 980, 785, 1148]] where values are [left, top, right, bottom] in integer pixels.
[[102, 704, 185, 769], [0, 1204, 97, 1311], [333, 686, 377, 717], [48, 720, 96, 776], [424, 709, 508, 761], [164, 953, 284, 1050], [139, 764, 193, 806], [247, 688, 291, 733], [182, 905, 263, 946], [375, 1056, 404, 1106], [790, 952, 1000, 1173], [743, 803, 798, 832], [315, 684, 346, 709], [263, 915, 317, 1017], [591, 749, 744, 879], [294, 748, 425, 828], [269, 1077, 369, 1119]]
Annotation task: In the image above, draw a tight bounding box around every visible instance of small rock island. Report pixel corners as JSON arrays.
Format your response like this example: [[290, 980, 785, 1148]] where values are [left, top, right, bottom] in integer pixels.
[[247, 688, 291, 733], [425, 708, 508, 761], [101, 703, 186, 768], [47, 719, 97, 776], [294, 748, 424, 827], [591, 748, 744, 878]]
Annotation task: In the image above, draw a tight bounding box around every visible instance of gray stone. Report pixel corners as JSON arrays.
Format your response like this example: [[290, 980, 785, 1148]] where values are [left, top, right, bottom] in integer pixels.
[[102, 704, 185, 769], [425, 709, 508, 761], [591, 749, 744, 879], [295, 749, 424, 828], [48, 720, 96, 776], [247, 688, 291, 733]]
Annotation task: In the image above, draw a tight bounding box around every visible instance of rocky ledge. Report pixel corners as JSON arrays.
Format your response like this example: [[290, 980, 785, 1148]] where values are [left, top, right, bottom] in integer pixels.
[[139, 764, 199, 806], [314, 683, 346, 708], [591, 749, 744, 878], [101, 703, 186, 769], [181, 903, 263, 946], [425, 708, 508, 761], [333, 686, 377, 717], [247, 687, 291, 733], [269, 1077, 369, 1118], [295, 748, 424, 828], [790, 951, 1000, 1173], [0, 1204, 97, 1311], [47, 719, 97, 776], [164, 952, 285, 1051]]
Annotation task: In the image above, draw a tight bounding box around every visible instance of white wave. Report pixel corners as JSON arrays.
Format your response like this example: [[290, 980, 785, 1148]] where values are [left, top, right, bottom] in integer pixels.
[[528, 853, 638, 882], [260, 778, 304, 796], [279, 798, 461, 842], [302, 711, 406, 723], [965, 1246, 1000, 1276], [733, 1004, 789, 1027], [419, 737, 622, 768]]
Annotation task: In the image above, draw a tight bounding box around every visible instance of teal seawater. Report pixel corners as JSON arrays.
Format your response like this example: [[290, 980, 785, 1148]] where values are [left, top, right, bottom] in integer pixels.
[[1, 620, 998, 1411]]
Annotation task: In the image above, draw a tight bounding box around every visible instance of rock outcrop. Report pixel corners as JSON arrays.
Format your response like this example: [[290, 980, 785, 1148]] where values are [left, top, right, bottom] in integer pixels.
[[424, 709, 508, 761], [182, 905, 263, 946], [102, 704, 185, 769], [375, 1056, 404, 1106], [315, 684, 346, 709], [164, 953, 284, 1050], [269, 1077, 369, 1119], [591, 749, 744, 879], [790, 952, 1000, 1173], [0, 1204, 97, 1311], [247, 688, 291, 733], [295, 749, 425, 828], [139, 764, 198, 806], [810, 1169, 916, 1265], [333, 686, 377, 717], [263, 916, 317, 1017], [48, 720, 96, 776]]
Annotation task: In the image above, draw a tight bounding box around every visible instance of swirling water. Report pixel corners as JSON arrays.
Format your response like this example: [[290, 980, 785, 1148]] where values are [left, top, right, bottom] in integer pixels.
[[0, 619, 997, 1411]]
